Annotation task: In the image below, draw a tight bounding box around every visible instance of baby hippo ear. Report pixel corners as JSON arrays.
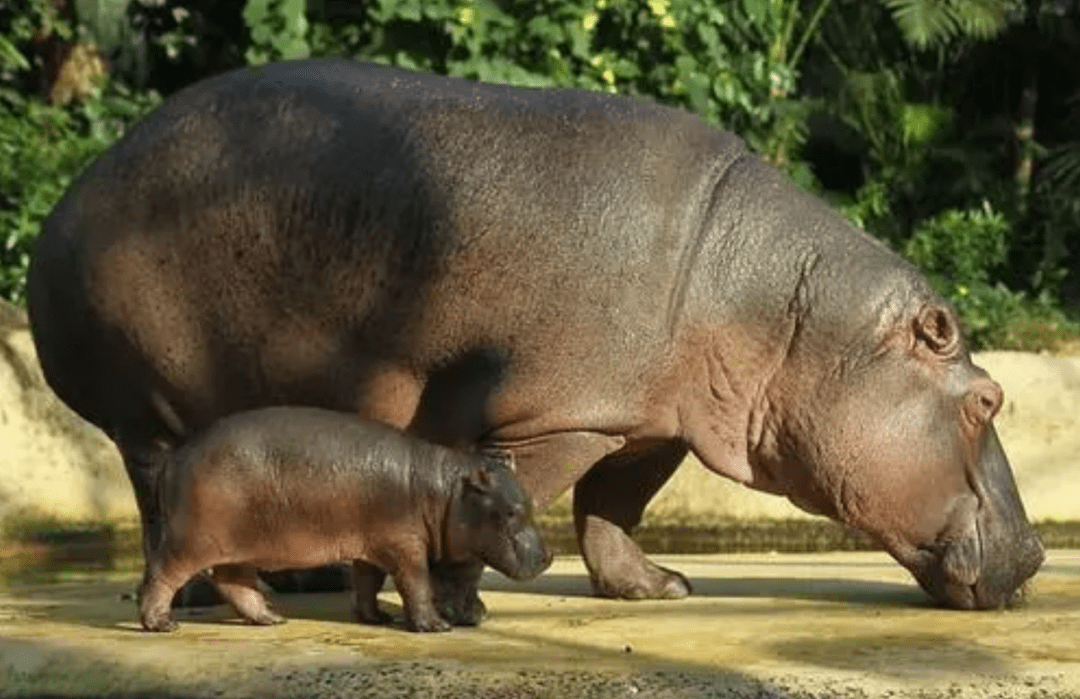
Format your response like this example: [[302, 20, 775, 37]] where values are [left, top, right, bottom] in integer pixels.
[[464, 463, 495, 494]]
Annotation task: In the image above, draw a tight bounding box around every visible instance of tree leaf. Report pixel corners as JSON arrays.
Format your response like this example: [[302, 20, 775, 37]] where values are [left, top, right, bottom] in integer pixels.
[[884, 0, 959, 48]]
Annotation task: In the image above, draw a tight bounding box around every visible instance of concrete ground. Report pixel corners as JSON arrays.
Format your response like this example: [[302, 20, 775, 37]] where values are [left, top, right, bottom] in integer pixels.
[[2, 551, 1079, 699]]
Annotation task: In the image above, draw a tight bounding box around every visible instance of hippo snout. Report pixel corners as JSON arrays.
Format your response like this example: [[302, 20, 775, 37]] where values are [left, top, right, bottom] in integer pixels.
[[908, 425, 1045, 610], [971, 529, 1044, 609], [913, 529, 1043, 609], [504, 527, 553, 581]]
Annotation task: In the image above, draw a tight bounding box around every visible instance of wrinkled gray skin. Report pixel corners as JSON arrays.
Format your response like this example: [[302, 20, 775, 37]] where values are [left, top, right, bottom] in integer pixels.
[[28, 59, 1043, 611], [138, 406, 550, 633]]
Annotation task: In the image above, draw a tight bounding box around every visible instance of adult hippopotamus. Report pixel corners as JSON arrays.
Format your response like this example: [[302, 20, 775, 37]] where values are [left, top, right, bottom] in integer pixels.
[[27, 59, 1043, 610], [139, 406, 549, 632]]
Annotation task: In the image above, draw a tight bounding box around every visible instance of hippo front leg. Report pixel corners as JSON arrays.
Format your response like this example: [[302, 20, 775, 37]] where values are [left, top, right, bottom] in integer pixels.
[[573, 441, 692, 599], [384, 548, 452, 632], [431, 560, 486, 626]]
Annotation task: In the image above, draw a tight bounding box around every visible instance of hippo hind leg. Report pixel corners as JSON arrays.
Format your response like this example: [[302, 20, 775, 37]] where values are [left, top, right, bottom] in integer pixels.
[[573, 441, 692, 600], [139, 556, 200, 632], [351, 560, 392, 625], [211, 565, 285, 626]]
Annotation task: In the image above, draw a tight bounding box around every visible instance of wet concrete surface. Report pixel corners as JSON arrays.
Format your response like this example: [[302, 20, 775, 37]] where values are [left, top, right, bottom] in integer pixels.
[[1, 551, 1079, 698]]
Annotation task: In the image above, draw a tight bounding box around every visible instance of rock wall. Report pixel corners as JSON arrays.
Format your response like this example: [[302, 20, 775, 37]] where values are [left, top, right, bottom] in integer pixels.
[[1, 295, 1077, 534], [0, 301, 135, 531]]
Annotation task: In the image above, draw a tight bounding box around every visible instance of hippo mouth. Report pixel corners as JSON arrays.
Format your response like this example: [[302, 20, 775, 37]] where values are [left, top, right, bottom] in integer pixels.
[[486, 527, 553, 582], [894, 426, 1046, 610], [897, 520, 1045, 610], [505, 528, 554, 582]]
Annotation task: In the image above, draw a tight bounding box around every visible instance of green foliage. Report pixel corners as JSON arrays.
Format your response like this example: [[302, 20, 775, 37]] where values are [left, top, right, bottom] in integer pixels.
[[305, 0, 829, 181], [244, 0, 310, 64], [904, 204, 1009, 294], [0, 0, 1076, 351], [883, 0, 1019, 49], [1, 0, 72, 86], [0, 88, 161, 305], [902, 205, 1076, 350]]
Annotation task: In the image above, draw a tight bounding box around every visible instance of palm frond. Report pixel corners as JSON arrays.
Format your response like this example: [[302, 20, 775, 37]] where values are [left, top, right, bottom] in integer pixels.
[[952, 0, 1017, 40], [883, 0, 1018, 48], [883, 0, 959, 49], [1043, 141, 1080, 194]]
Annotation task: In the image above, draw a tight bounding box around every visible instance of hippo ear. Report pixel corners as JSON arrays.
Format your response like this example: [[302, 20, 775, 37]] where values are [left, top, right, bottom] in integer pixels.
[[913, 305, 959, 355], [464, 464, 495, 494]]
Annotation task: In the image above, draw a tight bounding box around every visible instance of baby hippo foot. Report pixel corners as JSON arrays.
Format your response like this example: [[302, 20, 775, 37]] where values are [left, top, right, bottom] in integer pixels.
[[405, 609, 453, 633], [432, 561, 487, 626], [437, 592, 486, 627], [139, 572, 183, 631], [210, 565, 287, 626], [351, 561, 393, 625], [140, 609, 178, 632]]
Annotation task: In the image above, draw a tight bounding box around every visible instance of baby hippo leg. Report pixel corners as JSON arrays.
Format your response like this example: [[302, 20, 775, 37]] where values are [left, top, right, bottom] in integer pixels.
[[385, 550, 452, 632], [140, 558, 201, 632], [210, 565, 285, 626], [432, 560, 487, 626], [351, 560, 393, 625]]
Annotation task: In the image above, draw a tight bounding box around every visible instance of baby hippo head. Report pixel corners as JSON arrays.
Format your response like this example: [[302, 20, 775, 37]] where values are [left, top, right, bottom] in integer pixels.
[[448, 453, 553, 581]]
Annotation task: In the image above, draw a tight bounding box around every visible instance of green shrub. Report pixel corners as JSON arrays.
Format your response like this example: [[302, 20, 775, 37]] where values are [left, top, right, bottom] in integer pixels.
[[303, 0, 827, 183], [0, 88, 160, 305], [903, 205, 1077, 350]]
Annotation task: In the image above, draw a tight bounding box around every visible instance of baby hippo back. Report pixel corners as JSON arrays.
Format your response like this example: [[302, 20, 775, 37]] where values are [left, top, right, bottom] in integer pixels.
[[164, 407, 445, 570]]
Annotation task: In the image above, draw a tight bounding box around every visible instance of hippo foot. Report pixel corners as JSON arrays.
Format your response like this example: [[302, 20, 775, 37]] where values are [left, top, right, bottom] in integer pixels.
[[436, 590, 487, 626], [431, 560, 486, 626], [353, 606, 394, 626], [141, 615, 179, 632], [592, 563, 692, 601], [246, 609, 287, 626], [405, 612, 453, 633]]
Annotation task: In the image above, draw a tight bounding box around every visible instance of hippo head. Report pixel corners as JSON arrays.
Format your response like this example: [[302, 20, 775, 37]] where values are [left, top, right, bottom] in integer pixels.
[[447, 453, 553, 581], [757, 301, 1044, 609]]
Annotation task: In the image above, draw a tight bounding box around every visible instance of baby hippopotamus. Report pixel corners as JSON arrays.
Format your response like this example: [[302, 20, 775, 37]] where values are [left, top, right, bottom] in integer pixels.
[[138, 406, 553, 632]]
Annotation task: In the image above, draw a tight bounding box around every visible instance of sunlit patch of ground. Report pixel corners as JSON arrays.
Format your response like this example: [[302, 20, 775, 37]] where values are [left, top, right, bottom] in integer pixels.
[[2, 551, 1078, 698]]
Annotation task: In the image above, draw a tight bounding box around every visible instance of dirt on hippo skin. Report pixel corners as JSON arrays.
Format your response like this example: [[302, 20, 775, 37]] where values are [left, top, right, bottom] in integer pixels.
[[2, 552, 1080, 699]]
